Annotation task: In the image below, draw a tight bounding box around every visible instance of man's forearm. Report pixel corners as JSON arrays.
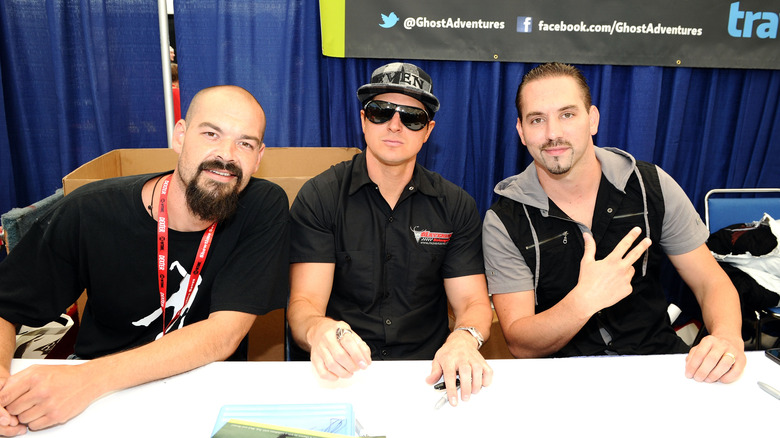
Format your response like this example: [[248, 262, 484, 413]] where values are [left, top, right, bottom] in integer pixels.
[[504, 318, 578, 358], [501, 294, 594, 358], [444, 275, 493, 344], [288, 263, 338, 352], [82, 311, 254, 396], [699, 281, 743, 342], [451, 301, 493, 345], [0, 319, 17, 377], [287, 298, 337, 352]]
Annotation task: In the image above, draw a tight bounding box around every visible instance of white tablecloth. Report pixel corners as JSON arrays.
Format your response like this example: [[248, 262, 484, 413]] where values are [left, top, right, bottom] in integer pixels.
[[10, 351, 780, 437]]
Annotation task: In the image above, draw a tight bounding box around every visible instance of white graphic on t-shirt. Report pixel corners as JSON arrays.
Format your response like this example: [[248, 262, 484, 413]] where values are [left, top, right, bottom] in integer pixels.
[[132, 260, 202, 339]]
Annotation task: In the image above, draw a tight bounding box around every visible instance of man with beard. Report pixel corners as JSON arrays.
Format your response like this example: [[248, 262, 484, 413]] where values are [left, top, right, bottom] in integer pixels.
[[483, 62, 745, 383], [0, 85, 289, 434]]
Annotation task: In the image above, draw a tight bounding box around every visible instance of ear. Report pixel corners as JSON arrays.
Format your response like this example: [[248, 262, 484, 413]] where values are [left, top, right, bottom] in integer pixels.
[[516, 117, 527, 146], [252, 143, 265, 175], [172, 119, 187, 154], [589, 105, 600, 136], [360, 110, 367, 134], [421, 120, 436, 143]]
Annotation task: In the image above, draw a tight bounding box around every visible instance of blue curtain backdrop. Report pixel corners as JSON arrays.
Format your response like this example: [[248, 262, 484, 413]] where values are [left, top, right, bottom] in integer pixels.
[[0, 0, 166, 215], [1, 0, 779, 313], [172, 1, 780, 219]]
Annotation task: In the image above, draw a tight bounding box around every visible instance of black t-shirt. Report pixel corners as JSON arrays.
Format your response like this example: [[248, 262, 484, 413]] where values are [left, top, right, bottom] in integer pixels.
[[0, 172, 290, 359], [289, 153, 484, 360]]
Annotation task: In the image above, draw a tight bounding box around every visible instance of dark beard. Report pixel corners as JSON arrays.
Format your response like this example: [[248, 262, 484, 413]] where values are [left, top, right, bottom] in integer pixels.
[[184, 160, 243, 223]]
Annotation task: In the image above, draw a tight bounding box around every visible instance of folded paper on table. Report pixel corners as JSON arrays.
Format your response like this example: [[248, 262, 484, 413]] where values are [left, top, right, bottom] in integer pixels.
[[213, 419, 354, 438], [211, 404, 357, 437]]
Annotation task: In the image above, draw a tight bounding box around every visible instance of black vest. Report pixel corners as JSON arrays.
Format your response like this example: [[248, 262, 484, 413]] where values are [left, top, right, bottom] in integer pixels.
[[490, 161, 689, 356]]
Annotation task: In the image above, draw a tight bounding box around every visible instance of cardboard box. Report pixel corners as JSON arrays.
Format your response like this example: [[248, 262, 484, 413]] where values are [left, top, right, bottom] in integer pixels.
[[62, 147, 361, 361], [63, 147, 362, 206]]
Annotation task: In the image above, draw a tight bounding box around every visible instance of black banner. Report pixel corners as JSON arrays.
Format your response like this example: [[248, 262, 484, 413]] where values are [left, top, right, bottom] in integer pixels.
[[320, 0, 779, 69]]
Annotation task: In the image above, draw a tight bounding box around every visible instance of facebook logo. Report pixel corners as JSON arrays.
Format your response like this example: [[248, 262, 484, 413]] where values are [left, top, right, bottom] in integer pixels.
[[517, 16, 533, 33]]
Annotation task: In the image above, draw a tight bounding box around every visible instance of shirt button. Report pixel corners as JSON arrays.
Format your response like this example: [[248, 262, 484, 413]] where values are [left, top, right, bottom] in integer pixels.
[[408, 186, 414, 191], [385, 318, 392, 325], [607, 207, 613, 213], [385, 254, 392, 261], [381, 350, 389, 357], [388, 216, 394, 223]]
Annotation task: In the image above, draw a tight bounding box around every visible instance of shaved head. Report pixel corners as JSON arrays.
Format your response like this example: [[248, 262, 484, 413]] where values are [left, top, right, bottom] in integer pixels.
[[186, 85, 267, 143]]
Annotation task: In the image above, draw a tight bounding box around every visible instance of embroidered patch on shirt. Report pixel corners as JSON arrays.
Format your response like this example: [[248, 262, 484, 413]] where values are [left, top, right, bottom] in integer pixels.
[[410, 227, 453, 246]]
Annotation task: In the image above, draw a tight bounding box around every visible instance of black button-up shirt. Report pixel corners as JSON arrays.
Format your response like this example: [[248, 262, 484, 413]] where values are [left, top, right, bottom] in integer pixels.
[[289, 152, 484, 360]]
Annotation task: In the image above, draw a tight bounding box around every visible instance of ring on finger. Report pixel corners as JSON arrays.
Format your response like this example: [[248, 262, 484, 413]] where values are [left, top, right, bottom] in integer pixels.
[[723, 352, 736, 367], [335, 327, 352, 342]]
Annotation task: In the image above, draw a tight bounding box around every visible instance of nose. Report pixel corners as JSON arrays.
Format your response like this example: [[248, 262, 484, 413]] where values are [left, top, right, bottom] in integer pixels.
[[214, 138, 237, 162], [387, 111, 404, 132], [545, 116, 562, 140]]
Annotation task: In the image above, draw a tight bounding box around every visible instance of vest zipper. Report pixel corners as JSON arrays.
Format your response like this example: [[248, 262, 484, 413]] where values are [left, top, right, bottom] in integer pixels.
[[525, 231, 568, 250], [612, 212, 643, 220]]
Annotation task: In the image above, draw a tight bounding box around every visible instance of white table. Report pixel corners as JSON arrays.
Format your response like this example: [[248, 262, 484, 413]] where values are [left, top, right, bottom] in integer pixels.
[[10, 351, 780, 437]]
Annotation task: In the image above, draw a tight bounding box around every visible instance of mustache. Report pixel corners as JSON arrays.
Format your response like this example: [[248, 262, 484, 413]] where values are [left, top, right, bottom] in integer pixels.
[[198, 159, 243, 180], [541, 139, 572, 150]]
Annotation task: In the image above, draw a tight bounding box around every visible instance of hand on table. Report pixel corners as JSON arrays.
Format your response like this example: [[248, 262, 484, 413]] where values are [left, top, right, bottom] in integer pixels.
[[0, 364, 99, 432], [0, 405, 25, 437], [425, 331, 493, 407], [309, 320, 372, 381], [0, 375, 25, 436], [685, 334, 745, 383]]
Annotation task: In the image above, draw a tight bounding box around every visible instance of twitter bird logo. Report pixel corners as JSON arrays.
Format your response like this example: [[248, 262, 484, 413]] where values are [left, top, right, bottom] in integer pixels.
[[380, 12, 399, 28]]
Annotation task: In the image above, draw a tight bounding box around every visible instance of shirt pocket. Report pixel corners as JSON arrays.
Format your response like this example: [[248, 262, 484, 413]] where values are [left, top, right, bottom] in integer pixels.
[[402, 248, 447, 308], [608, 211, 648, 246], [533, 231, 574, 300], [333, 250, 375, 307]]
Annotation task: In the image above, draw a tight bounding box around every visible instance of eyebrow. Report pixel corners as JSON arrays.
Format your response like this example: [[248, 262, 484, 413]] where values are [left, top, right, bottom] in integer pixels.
[[524, 105, 579, 120], [198, 122, 261, 144]]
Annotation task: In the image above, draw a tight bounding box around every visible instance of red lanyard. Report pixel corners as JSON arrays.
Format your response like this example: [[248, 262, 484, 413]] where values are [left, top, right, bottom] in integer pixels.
[[156, 175, 217, 335]]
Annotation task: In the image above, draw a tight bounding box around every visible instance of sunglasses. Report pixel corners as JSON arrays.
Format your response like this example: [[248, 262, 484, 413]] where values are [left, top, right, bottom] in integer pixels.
[[363, 100, 430, 131]]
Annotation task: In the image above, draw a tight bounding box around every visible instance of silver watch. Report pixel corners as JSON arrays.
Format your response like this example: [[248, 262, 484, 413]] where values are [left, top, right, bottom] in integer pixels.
[[454, 326, 484, 349]]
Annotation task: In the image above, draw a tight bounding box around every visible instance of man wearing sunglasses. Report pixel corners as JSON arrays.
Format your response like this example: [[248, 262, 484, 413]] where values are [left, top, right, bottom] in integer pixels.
[[287, 62, 494, 407]]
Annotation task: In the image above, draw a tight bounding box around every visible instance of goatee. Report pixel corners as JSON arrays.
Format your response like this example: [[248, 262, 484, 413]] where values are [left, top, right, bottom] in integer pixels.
[[184, 159, 243, 223], [540, 139, 573, 175]]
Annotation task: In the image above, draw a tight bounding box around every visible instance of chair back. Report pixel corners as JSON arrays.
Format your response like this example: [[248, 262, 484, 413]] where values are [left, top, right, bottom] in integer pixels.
[[704, 188, 780, 232]]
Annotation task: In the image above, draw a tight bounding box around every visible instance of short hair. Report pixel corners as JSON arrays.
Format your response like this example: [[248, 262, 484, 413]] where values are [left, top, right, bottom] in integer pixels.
[[515, 62, 592, 120]]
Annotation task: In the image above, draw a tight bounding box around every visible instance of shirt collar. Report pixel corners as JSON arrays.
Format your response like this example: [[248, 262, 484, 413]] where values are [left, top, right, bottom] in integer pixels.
[[347, 152, 438, 198]]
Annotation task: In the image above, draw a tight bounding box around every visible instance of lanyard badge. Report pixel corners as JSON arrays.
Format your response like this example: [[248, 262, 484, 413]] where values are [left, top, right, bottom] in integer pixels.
[[156, 175, 217, 335]]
